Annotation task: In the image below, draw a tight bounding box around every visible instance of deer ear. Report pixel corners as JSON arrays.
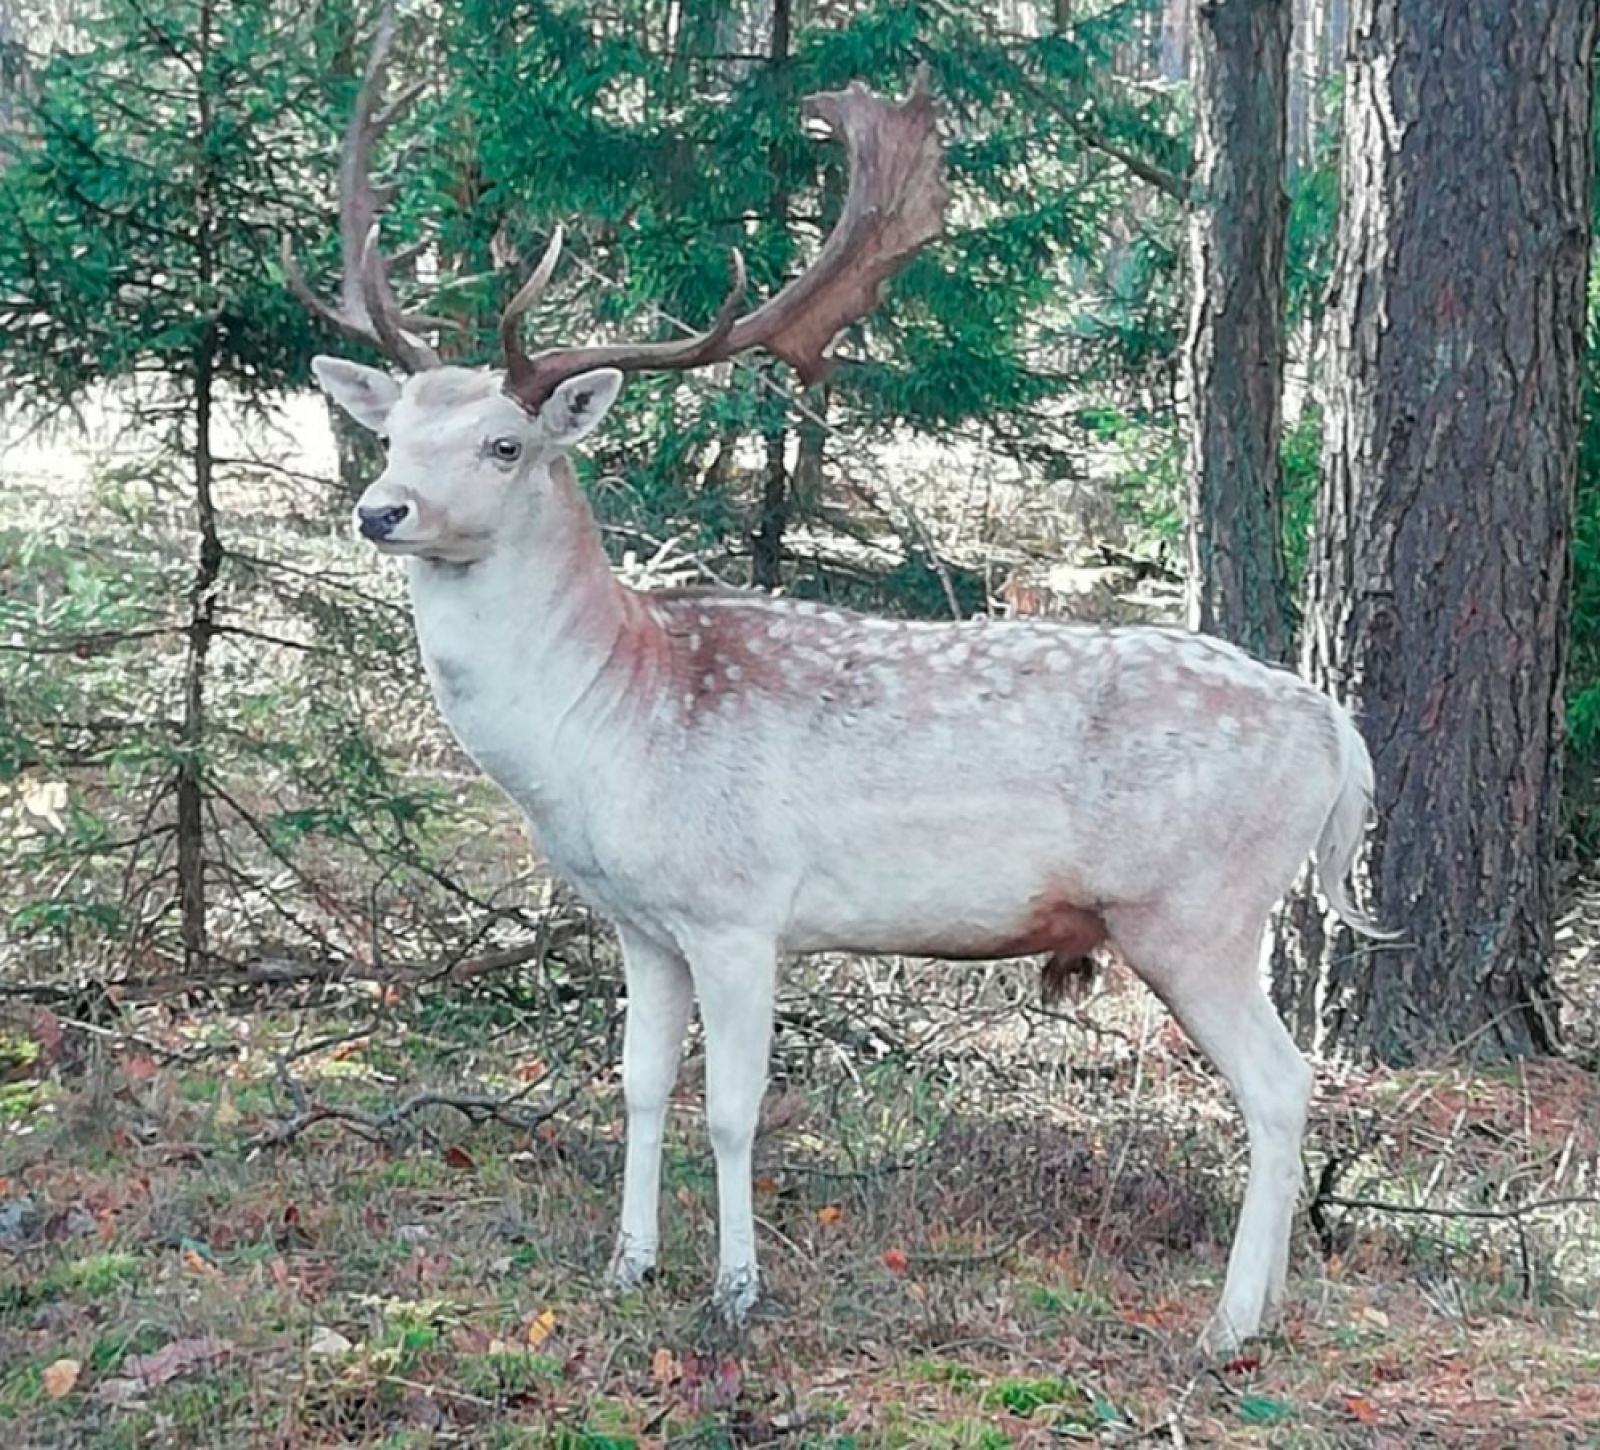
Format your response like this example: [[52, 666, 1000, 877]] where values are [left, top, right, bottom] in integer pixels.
[[312, 356, 402, 434], [540, 368, 623, 445]]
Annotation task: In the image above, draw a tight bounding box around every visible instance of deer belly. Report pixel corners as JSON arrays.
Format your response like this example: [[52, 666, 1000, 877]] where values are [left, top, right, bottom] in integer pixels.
[[783, 862, 1107, 962]]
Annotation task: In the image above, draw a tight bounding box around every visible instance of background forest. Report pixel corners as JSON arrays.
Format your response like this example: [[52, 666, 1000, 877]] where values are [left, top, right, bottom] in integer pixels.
[[2, 1, 1599, 1446]]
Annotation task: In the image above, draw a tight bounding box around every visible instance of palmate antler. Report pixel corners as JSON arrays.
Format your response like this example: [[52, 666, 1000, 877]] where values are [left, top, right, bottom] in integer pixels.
[[291, 7, 949, 404], [499, 71, 949, 412]]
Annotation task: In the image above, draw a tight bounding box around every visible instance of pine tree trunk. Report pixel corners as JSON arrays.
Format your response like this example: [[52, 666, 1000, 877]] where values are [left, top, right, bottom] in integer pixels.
[[1277, 0, 1595, 1062], [1184, 0, 1293, 664], [751, 0, 793, 591], [175, 0, 223, 977], [752, 424, 788, 590]]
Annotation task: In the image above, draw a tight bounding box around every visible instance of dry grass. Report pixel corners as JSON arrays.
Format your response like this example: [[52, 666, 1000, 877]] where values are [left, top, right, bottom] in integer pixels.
[[4, 950, 1599, 1450]]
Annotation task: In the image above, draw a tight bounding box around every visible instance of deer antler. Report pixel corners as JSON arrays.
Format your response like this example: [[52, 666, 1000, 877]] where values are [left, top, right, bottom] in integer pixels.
[[501, 68, 947, 414], [283, 5, 445, 373]]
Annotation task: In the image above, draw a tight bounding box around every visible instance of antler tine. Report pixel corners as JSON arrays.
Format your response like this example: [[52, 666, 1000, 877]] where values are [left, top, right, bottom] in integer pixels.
[[503, 243, 749, 407], [683, 249, 750, 359], [282, 3, 442, 373], [359, 225, 441, 373], [281, 235, 347, 332], [500, 226, 566, 385], [501, 70, 945, 415]]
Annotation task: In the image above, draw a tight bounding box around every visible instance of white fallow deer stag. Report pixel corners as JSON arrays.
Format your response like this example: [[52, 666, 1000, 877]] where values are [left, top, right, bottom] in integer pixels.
[[290, 13, 1387, 1354]]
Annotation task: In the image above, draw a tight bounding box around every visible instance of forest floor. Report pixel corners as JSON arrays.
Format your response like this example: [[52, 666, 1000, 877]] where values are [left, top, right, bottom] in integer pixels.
[[4, 392, 1599, 1447], [3, 947, 1599, 1450]]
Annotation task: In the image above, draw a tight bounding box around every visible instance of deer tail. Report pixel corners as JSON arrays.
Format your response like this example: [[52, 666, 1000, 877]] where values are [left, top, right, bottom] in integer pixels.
[[1314, 709, 1398, 939]]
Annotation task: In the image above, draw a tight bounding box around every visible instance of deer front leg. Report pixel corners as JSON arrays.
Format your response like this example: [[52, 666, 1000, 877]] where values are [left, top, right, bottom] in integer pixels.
[[690, 933, 777, 1324], [608, 927, 694, 1293]]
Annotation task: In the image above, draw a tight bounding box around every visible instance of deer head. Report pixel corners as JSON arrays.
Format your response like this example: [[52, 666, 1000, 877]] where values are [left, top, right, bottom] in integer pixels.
[[290, 8, 948, 564], [310, 359, 624, 563]]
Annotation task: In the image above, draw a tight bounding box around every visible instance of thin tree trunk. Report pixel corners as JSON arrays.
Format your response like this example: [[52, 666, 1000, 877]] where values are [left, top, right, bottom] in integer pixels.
[[330, 401, 382, 499], [176, 0, 223, 975], [1277, 0, 1594, 1062], [1184, 0, 1293, 664], [752, 424, 788, 589], [0, 0, 16, 134], [792, 407, 825, 518], [750, 0, 792, 591], [177, 343, 221, 974]]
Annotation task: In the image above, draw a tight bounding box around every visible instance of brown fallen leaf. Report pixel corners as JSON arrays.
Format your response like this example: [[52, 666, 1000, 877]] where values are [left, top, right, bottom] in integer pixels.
[[121, 1335, 232, 1387], [1345, 1395, 1381, 1424], [402, 1389, 443, 1428], [650, 1346, 677, 1383], [43, 1358, 81, 1398], [815, 1204, 844, 1226], [30, 1008, 64, 1064]]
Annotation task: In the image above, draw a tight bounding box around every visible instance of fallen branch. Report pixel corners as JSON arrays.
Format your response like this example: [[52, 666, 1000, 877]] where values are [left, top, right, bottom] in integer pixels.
[[0, 981, 78, 1003], [1316, 1190, 1600, 1223], [245, 1076, 587, 1152], [237, 936, 571, 987], [118, 929, 588, 1003]]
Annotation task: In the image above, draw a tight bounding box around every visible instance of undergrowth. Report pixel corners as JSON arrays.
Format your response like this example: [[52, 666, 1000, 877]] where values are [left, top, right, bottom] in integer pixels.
[[4, 956, 1599, 1449]]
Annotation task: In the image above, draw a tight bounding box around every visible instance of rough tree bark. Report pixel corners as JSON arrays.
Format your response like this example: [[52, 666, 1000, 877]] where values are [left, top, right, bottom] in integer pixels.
[[1184, 0, 1293, 664], [1277, 0, 1595, 1062]]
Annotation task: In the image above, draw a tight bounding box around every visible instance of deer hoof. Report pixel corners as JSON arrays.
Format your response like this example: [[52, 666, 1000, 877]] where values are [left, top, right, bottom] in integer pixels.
[[605, 1242, 656, 1293], [712, 1265, 760, 1325], [1196, 1311, 1250, 1359]]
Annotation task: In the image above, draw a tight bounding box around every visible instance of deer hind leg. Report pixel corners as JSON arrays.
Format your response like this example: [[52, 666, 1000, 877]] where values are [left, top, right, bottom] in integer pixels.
[[1109, 908, 1313, 1353], [685, 930, 778, 1324], [609, 927, 695, 1292]]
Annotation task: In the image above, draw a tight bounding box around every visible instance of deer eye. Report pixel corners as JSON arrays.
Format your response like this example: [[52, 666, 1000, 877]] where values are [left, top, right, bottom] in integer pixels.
[[488, 437, 522, 464]]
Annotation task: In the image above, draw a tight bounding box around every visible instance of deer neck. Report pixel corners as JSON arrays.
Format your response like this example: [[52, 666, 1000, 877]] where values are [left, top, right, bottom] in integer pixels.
[[402, 454, 652, 808]]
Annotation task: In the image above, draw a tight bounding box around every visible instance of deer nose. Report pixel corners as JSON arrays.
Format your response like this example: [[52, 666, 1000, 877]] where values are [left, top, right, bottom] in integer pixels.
[[358, 503, 410, 540]]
